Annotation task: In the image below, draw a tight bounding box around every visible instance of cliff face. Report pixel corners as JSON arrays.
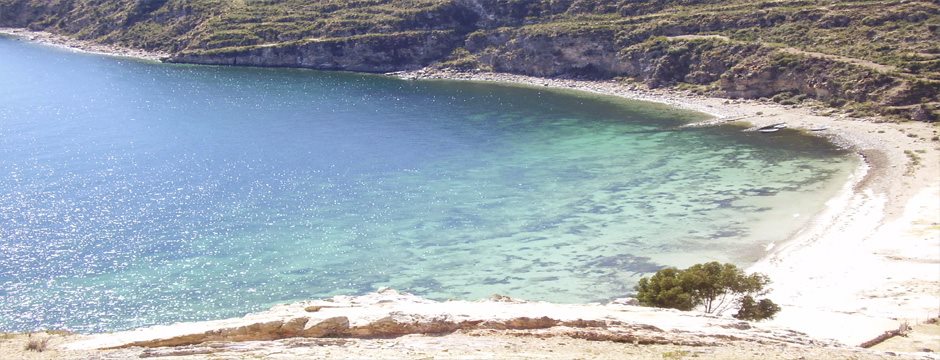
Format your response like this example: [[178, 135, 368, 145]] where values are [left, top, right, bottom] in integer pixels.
[[465, 28, 626, 78], [464, 31, 935, 118], [171, 31, 461, 72], [1, 0, 937, 120]]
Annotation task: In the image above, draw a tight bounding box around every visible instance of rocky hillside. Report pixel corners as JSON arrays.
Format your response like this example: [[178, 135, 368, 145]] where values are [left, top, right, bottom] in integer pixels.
[[1, 0, 937, 120]]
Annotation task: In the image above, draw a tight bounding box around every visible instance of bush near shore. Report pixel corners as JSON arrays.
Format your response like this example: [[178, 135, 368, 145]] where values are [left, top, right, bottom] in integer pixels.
[[635, 262, 781, 321]]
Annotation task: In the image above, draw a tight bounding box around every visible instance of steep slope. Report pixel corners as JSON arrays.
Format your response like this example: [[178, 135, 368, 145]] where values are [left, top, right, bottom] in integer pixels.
[[1, 0, 937, 120]]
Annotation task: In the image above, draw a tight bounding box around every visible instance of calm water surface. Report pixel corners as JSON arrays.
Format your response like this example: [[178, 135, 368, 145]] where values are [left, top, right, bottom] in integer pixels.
[[0, 37, 857, 332]]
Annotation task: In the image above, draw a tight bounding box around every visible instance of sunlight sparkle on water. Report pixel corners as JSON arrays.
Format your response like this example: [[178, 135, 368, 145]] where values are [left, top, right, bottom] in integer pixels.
[[0, 37, 856, 333]]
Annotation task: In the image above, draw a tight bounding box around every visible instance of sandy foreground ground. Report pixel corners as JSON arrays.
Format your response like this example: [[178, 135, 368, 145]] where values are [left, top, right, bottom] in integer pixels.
[[3, 290, 938, 360], [0, 31, 938, 359], [0, 331, 926, 360]]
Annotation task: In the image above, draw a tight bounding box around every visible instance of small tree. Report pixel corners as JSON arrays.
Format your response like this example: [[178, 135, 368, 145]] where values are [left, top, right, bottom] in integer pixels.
[[634, 262, 780, 320]]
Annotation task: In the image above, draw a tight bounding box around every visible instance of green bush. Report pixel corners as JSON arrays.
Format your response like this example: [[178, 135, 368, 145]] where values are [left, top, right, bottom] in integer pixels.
[[734, 295, 781, 321], [635, 262, 780, 320], [635, 267, 696, 311]]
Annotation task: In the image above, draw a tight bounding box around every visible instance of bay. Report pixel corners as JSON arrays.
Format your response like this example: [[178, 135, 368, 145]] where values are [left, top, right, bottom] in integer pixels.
[[0, 37, 856, 332]]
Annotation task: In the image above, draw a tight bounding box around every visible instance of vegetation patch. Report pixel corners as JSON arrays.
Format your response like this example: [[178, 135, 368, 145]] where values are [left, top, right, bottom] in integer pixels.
[[24, 335, 50, 352], [635, 262, 780, 321], [903, 149, 924, 175]]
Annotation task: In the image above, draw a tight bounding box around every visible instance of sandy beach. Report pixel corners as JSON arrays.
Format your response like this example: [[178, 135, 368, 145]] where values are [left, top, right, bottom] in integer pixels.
[[1, 29, 938, 359], [393, 69, 940, 345]]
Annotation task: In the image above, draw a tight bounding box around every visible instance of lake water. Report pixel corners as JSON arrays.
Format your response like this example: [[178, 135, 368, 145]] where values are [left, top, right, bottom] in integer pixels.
[[0, 37, 857, 333]]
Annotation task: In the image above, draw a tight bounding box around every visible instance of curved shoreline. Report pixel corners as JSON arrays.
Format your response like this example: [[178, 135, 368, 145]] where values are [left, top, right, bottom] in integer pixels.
[[1, 27, 938, 357], [391, 68, 940, 345]]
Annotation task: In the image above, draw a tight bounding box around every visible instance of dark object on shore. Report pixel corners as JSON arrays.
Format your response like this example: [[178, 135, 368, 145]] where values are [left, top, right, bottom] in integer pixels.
[[859, 322, 912, 348], [757, 123, 787, 133]]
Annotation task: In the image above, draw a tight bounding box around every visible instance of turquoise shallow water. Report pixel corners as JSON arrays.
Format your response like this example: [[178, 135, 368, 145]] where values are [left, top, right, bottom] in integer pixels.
[[0, 37, 857, 333]]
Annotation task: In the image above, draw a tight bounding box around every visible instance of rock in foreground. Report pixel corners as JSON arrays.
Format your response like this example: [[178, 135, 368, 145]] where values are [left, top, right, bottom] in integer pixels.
[[3, 289, 930, 359]]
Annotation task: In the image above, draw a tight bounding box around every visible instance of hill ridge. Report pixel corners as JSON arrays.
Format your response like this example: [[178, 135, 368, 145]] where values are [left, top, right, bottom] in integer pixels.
[[1, 0, 937, 120]]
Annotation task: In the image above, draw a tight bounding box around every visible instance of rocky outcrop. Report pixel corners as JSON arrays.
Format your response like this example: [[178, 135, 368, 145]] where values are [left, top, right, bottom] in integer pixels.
[[168, 31, 461, 72], [463, 32, 938, 119], [66, 289, 832, 352], [113, 314, 584, 348], [466, 27, 625, 78], [720, 53, 892, 102], [616, 39, 763, 87]]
